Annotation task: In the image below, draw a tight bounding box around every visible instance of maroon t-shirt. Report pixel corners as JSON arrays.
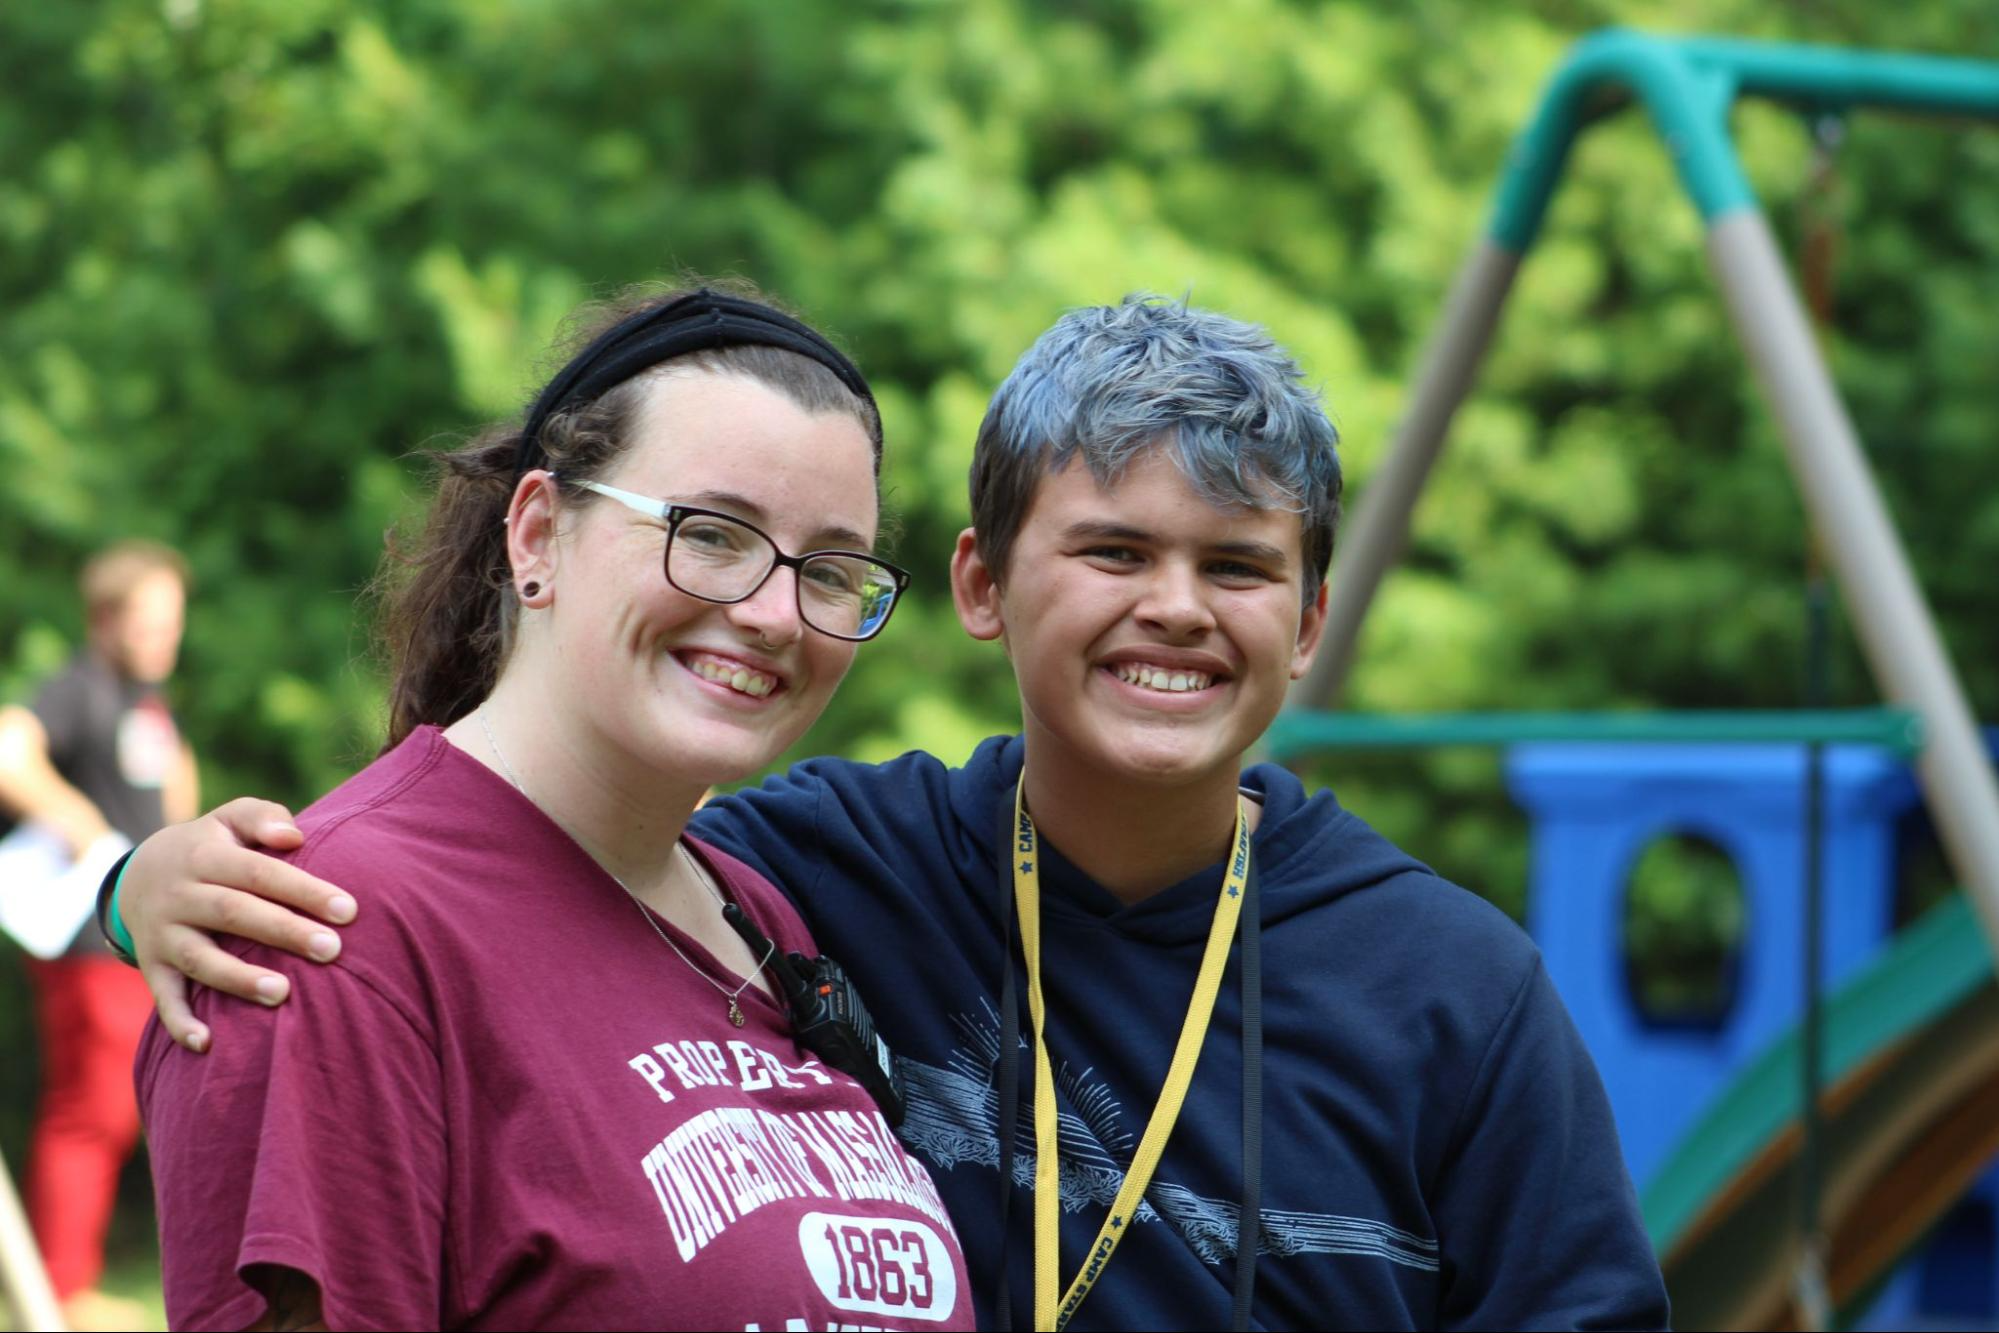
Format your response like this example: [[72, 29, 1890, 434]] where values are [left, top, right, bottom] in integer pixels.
[[137, 727, 972, 1331]]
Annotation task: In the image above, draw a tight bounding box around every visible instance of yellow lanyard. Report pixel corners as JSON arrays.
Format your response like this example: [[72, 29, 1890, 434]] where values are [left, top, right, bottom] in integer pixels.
[[1011, 776, 1251, 1331]]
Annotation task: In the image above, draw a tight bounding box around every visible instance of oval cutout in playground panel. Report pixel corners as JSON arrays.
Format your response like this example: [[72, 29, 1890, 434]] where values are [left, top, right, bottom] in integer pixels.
[[1623, 832, 1747, 1030]]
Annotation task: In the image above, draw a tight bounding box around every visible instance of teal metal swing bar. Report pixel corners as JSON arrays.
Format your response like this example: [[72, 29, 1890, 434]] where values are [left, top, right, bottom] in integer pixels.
[[1264, 706, 1922, 762], [1491, 32, 1999, 250]]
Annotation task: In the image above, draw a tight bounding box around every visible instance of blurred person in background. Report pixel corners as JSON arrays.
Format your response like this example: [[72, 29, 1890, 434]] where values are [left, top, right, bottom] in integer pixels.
[[0, 539, 196, 1331]]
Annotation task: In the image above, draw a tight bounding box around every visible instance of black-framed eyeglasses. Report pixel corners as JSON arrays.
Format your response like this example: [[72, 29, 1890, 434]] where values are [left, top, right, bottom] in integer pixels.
[[570, 480, 910, 642]]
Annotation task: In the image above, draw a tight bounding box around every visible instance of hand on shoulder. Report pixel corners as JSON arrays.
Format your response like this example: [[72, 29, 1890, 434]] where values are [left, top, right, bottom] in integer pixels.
[[122, 797, 357, 1053]]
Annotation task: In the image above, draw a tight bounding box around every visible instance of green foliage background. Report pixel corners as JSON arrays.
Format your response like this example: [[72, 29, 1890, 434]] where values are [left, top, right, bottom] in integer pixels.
[[0, 0, 1996, 1267]]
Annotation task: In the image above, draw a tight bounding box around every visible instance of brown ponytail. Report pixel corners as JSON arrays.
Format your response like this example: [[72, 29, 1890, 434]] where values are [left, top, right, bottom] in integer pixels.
[[371, 281, 881, 750]]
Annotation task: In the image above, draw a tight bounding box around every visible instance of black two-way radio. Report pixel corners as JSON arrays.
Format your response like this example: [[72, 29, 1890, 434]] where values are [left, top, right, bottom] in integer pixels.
[[722, 903, 907, 1126]]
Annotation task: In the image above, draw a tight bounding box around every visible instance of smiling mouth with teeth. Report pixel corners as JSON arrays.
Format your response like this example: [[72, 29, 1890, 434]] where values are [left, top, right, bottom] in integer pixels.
[[1110, 663, 1214, 694], [686, 656, 779, 698]]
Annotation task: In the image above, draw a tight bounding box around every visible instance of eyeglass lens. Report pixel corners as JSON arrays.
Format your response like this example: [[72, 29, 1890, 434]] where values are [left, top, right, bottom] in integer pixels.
[[668, 513, 899, 640]]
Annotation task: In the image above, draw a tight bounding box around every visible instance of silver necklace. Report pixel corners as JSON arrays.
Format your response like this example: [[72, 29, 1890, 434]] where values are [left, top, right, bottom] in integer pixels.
[[476, 708, 773, 1026]]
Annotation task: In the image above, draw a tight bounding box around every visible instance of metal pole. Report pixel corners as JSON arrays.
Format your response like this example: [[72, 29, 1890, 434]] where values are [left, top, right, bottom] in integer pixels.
[[1794, 580, 1832, 1332], [1287, 238, 1523, 712], [1791, 118, 1836, 1333], [1705, 208, 1999, 955]]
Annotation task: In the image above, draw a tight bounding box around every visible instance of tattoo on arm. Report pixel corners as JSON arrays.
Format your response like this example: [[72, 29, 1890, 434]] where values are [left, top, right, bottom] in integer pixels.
[[243, 1265, 328, 1332]]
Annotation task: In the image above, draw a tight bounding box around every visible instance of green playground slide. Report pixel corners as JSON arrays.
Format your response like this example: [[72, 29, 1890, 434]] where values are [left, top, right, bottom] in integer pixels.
[[1645, 893, 1999, 1329]]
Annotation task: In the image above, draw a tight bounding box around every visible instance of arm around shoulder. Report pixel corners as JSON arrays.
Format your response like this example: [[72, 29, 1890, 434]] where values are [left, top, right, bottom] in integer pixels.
[[107, 795, 359, 1051]]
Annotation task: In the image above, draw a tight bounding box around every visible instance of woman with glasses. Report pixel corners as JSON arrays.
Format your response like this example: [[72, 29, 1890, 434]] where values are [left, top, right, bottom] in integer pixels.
[[134, 284, 970, 1331]]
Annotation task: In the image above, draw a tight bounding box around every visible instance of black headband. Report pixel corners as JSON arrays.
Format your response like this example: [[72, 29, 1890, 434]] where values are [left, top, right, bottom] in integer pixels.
[[513, 289, 876, 478]]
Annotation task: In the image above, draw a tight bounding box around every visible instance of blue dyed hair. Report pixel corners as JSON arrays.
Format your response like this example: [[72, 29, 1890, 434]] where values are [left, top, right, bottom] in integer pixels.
[[969, 295, 1342, 596]]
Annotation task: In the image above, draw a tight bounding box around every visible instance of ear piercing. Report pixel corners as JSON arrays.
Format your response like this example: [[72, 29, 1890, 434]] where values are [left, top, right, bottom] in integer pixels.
[[521, 581, 541, 599]]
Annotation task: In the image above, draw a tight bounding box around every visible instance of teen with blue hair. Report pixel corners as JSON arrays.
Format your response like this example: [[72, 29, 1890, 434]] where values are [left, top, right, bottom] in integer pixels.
[[109, 295, 1666, 1330]]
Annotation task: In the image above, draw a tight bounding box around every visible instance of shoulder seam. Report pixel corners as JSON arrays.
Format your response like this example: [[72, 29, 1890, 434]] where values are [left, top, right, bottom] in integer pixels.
[[292, 736, 446, 863], [284, 738, 450, 1059], [316, 955, 444, 1061]]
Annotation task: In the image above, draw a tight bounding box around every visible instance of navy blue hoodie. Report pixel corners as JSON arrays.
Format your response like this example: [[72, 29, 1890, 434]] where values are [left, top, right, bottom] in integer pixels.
[[691, 735, 1666, 1331]]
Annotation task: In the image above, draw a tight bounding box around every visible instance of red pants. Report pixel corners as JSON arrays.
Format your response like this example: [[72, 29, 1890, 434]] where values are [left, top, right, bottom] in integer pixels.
[[23, 956, 154, 1299]]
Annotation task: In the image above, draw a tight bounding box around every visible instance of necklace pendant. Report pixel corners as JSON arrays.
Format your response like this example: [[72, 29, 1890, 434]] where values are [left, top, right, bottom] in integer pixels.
[[729, 998, 746, 1027]]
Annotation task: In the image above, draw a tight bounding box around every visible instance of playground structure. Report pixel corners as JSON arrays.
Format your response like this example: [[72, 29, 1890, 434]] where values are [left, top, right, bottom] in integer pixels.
[[1279, 30, 1999, 1331]]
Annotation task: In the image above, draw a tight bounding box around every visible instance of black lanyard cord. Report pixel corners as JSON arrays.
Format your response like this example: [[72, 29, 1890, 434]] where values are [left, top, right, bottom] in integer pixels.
[[996, 797, 1023, 1331], [1233, 850, 1263, 1330], [991, 794, 1264, 1331]]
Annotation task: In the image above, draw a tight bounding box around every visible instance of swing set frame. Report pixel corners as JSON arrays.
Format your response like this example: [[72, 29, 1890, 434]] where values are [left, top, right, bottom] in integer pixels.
[[1283, 29, 1999, 959]]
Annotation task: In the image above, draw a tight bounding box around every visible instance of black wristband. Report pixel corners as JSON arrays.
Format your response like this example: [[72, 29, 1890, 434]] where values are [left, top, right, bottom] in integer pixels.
[[95, 847, 138, 966]]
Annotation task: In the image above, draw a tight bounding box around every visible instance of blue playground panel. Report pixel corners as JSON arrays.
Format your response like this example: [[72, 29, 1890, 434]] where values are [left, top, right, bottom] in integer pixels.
[[1507, 732, 1999, 1326]]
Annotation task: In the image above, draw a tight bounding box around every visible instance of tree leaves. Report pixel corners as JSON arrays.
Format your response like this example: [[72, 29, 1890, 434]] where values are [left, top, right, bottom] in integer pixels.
[[0, 0, 1991, 912]]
